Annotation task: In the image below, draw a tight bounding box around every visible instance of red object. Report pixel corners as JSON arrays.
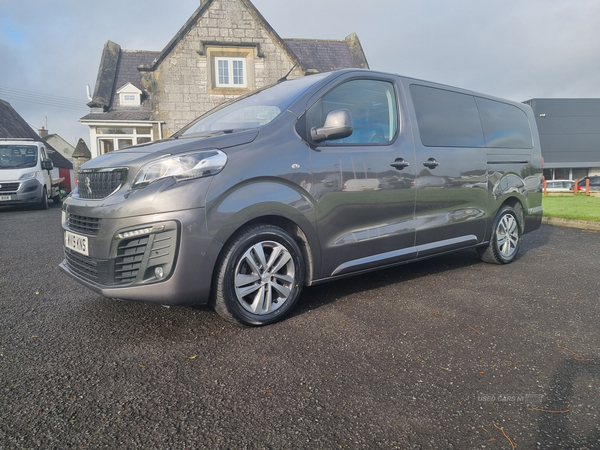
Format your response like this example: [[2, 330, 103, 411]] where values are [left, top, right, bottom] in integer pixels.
[[59, 168, 72, 191], [586, 178, 590, 196]]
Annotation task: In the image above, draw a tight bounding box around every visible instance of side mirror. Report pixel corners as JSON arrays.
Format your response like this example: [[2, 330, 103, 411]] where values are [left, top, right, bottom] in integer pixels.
[[311, 109, 353, 143], [42, 159, 53, 171]]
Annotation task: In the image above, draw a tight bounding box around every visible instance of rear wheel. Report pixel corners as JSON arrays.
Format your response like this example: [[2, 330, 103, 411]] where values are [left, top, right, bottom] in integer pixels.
[[212, 224, 305, 326], [478, 205, 521, 264]]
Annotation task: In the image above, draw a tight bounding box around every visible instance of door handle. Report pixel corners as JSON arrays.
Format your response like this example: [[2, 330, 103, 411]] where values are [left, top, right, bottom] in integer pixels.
[[390, 158, 410, 170], [423, 158, 440, 169]]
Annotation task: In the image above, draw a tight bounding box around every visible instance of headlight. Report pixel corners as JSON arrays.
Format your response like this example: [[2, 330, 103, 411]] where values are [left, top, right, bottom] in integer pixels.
[[132, 150, 227, 189], [19, 171, 39, 180]]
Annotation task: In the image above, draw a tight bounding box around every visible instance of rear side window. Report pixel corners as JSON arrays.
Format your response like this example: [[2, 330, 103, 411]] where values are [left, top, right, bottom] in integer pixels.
[[410, 84, 484, 148], [475, 97, 533, 148], [307, 79, 398, 144]]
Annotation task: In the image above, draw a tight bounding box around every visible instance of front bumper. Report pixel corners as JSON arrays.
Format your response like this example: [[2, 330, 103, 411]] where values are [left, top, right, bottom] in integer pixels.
[[0, 180, 43, 205], [59, 206, 223, 305]]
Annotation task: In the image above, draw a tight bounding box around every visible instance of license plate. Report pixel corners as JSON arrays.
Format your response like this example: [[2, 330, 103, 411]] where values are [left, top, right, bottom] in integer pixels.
[[65, 231, 89, 256], [0, 195, 11, 201]]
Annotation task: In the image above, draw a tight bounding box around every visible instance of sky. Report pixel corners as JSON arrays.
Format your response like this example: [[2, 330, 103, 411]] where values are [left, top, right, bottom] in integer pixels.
[[1, 0, 599, 148]]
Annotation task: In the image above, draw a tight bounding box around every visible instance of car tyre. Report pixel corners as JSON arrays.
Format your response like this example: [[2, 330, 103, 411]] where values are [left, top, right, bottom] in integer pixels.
[[477, 205, 522, 264], [212, 224, 305, 326], [39, 187, 49, 210]]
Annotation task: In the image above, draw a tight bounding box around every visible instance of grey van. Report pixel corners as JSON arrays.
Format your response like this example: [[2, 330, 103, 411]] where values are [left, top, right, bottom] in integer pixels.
[[60, 69, 543, 326]]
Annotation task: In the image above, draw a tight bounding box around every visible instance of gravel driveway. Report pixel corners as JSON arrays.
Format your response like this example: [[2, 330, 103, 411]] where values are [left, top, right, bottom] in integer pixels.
[[1, 204, 599, 449]]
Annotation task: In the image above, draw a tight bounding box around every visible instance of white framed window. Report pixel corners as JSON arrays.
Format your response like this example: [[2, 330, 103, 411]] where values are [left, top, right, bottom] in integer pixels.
[[215, 57, 246, 88], [96, 126, 153, 155]]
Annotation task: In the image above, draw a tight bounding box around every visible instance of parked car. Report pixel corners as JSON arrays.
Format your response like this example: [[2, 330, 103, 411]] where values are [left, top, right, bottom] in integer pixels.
[[576, 176, 600, 191], [60, 69, 543, 326], [545, 179, 574, 192]]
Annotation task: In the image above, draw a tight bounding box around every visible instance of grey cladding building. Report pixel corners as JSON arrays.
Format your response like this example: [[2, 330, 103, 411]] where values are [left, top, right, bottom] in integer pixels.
[[524, 98, 600, 180]]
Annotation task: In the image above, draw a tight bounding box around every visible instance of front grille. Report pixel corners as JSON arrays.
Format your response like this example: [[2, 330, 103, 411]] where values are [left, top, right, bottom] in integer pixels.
[[0, 182, 20, 193], [67, 214, 102, 235], [77, 169, 126, 200], [115, 237, 149, 284], [64, 249, 109, 284]]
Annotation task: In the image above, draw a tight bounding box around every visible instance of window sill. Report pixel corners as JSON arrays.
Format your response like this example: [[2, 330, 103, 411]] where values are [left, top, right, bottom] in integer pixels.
[[209, 86, 253, 95]]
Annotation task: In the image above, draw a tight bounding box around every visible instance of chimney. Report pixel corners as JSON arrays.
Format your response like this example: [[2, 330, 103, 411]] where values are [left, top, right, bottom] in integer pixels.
[[39, 126, 49, 138]]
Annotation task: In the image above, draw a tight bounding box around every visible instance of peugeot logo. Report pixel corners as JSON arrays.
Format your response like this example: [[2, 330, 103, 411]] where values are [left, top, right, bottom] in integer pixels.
[[85, 176, 92, 195]]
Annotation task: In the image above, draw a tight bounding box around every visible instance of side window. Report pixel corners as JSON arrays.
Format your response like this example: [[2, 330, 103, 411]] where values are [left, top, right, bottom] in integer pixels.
[[307, 79, 398, 144], [475, 97, 533, 149], [409, 84, 485, 148]]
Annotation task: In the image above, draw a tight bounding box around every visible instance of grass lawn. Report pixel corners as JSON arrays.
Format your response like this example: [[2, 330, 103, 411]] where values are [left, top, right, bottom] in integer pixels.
[[542, 194, 600, 222]]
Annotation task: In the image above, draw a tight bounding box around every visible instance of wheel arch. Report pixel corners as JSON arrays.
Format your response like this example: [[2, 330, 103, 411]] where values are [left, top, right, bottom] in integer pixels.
[[206, 180, 321, 285], [216, 214, 316, 288], [500, 196, 525, 233]]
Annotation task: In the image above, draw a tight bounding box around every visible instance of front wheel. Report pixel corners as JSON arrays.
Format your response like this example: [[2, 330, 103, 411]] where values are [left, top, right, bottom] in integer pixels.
[[39, 187, 49, 210], [212, 224, 305, 326], [477, 205, 522, 264]]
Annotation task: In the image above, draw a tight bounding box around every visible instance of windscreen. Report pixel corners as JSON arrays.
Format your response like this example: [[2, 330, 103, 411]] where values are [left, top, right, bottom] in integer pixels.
[[0, 145, 38, 169], [178, 73, 329, 136]]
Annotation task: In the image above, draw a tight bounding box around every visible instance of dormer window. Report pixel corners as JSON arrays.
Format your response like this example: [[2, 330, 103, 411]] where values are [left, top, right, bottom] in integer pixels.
[[117, 82, 142, 107]]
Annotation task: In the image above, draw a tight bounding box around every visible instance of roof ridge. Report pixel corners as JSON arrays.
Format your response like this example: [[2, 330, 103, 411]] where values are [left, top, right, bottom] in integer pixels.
[[284, 38, 345, 43], [121, 49, 161, 54]]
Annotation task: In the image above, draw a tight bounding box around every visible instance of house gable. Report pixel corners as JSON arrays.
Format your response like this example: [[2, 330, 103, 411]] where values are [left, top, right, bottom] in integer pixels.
[[42, 134, 75, 161], [140, 0, 305, 136], [81, 0, 370, 152], [145, 0, 303, 74]]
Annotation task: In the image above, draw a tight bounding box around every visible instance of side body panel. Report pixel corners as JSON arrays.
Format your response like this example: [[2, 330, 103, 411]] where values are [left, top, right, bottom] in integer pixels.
[[401, 77, 543, 253], [402, 80, 488, 256]]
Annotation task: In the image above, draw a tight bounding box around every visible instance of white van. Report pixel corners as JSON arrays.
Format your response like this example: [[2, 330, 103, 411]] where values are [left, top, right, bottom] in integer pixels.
[[0, 138, 62, 209]]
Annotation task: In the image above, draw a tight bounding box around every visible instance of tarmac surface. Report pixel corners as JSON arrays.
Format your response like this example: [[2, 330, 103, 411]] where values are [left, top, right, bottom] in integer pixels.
[[1, 203, 599, 449]]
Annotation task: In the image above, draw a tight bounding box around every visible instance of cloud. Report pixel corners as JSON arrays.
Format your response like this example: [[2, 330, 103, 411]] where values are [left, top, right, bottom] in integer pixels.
[[1, 0, 599, 146]]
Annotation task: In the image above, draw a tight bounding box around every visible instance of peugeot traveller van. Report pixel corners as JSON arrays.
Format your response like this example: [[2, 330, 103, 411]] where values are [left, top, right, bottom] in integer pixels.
[[60, 69, 543, 326]]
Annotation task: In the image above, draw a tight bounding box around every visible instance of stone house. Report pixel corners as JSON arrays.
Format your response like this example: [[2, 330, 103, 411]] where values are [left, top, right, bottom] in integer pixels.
[[81, 0, 369, 158]]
